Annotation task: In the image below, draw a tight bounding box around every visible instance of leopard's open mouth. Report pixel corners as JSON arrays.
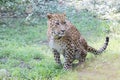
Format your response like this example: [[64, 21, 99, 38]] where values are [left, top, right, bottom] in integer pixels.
[[54, 35, 63, 39], [57, 36, 62, 39]]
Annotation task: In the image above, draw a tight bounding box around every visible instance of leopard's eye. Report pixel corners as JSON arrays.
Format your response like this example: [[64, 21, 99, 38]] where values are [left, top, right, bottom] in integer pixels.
[[56, 22, 59, 25], [63, 21, 66, 24]]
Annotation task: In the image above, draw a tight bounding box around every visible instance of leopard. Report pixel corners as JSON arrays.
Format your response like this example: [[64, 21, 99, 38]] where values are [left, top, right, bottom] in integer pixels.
[[47, 13, 109, 70]]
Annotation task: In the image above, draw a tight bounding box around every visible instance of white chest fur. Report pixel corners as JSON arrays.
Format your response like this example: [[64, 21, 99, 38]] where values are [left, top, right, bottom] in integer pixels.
[[49, 37, 65, 53]]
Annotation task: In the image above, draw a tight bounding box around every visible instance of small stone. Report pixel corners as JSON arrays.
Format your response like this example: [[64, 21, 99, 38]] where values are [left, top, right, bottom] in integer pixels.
[[0, 69, 10, 79]]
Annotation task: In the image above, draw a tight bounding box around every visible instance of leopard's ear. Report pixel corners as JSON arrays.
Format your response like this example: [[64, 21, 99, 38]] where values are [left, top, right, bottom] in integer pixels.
[[63, 13, 66, 16], [47, 13, 52, 19]]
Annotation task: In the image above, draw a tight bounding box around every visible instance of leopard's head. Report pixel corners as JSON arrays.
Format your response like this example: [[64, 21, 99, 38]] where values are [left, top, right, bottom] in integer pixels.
[[47, 13, 68, 39]]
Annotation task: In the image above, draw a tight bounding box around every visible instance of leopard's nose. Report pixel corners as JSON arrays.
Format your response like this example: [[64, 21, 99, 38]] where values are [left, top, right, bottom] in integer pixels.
[[61, 30, 65, 32]]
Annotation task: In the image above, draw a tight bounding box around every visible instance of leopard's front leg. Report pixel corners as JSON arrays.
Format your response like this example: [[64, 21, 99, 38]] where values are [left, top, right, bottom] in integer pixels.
[[63, 49, 74, 70], [53, 49, 62, 65]]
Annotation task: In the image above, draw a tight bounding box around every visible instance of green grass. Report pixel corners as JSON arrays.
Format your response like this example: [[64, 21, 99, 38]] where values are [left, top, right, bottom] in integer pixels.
[[0, 21, 64, 79], [0, 12, 120, 80]]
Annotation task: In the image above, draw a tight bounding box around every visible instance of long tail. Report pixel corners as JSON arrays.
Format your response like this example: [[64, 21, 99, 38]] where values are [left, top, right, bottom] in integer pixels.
[[87, 37, 109, 55]]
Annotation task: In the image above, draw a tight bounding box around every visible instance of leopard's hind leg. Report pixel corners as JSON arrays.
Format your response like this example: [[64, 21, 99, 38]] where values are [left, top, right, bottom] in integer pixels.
[[78, 50, 87, 65]]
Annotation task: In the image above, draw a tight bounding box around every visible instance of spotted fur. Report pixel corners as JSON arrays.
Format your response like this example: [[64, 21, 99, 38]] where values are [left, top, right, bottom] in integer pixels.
[[47, 13, 109, 70]]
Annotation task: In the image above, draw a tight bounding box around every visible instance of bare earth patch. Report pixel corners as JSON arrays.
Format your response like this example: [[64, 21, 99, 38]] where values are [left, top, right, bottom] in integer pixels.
[[77, 55, 120, 80], [19, 61, 32, 69], [0, 57, 8, 64]]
